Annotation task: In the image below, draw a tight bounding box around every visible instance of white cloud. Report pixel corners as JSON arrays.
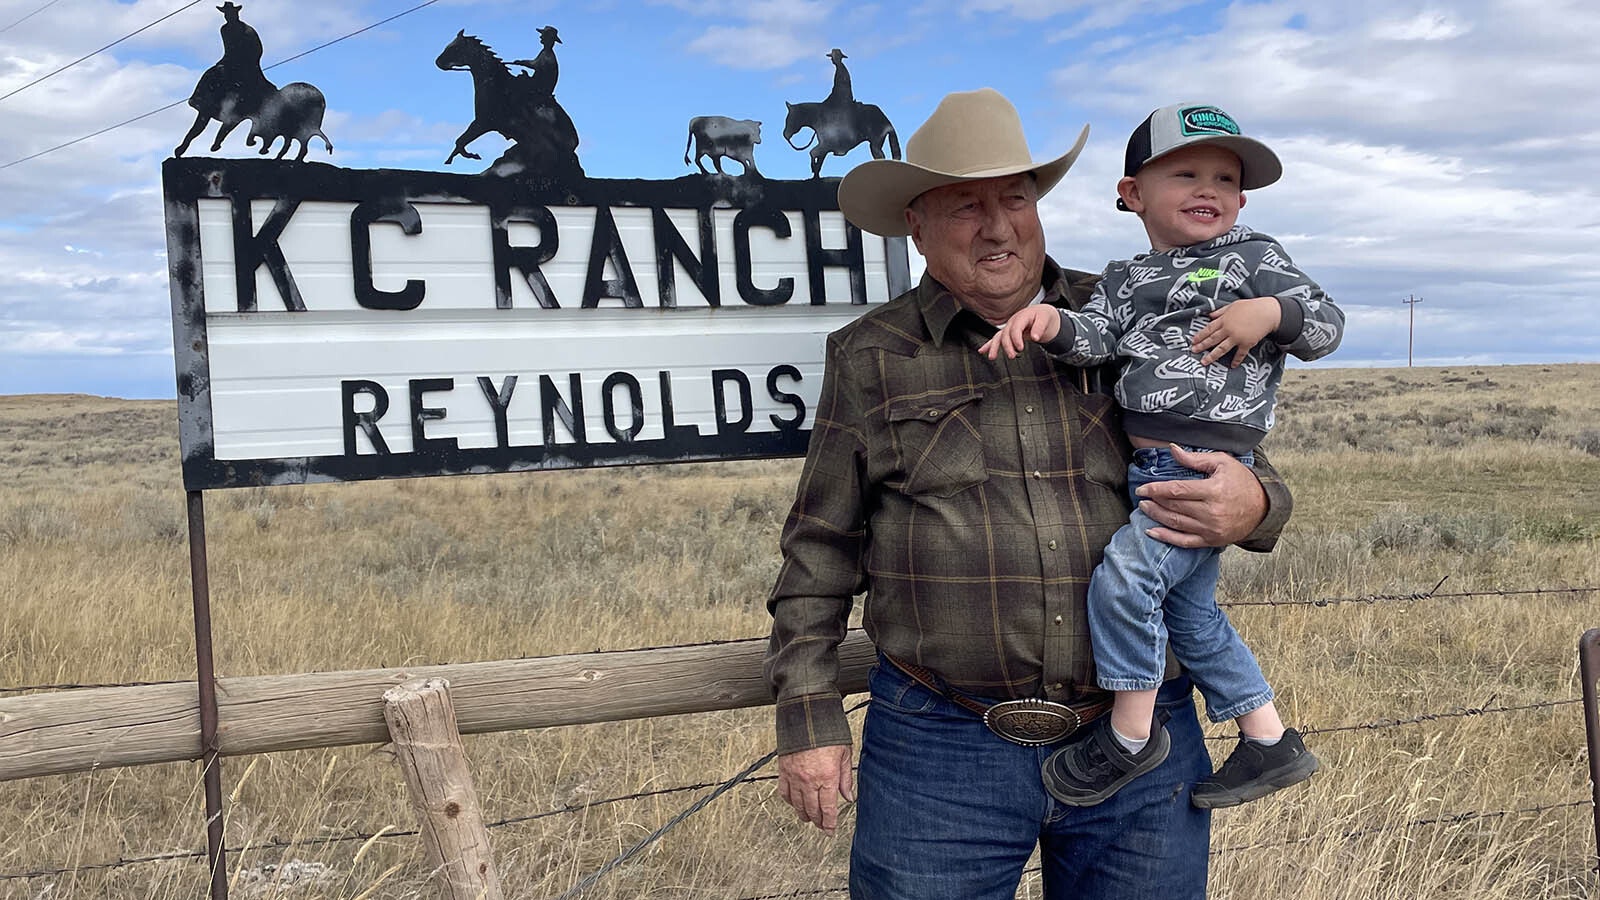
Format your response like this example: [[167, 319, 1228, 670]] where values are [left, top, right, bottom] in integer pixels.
[[1, 0, 1597, 396], [659, 0, 855, 71], [1368, 10, 1472, 41]]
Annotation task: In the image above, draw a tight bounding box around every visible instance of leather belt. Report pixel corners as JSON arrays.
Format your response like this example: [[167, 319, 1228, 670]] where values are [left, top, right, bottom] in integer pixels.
[[883, 653, 1114, 746]]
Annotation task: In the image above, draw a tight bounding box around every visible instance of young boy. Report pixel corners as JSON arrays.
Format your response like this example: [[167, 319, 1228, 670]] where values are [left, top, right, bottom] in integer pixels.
[[980, 103, 1344, 808]]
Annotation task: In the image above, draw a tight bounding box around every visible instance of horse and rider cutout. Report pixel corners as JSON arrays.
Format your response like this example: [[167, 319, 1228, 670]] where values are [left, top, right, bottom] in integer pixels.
[[436, 27, 583, 177], [174, 2, 331, 162], [783, 48, 900, 178]]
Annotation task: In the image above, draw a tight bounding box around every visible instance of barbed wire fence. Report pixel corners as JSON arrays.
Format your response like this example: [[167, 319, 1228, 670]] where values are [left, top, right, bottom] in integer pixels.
[[0, 581, 1596, 891]]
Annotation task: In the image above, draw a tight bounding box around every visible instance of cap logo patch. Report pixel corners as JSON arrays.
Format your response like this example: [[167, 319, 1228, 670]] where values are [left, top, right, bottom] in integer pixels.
[[1179, 106, 1240, 137]]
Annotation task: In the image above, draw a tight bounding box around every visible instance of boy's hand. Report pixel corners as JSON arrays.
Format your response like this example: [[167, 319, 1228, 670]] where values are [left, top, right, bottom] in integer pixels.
[[1191, 296, 1281, 367], [979, 306, 1062, 360]]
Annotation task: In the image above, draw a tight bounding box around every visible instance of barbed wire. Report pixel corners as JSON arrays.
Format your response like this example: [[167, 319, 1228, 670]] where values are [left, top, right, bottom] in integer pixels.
[[732, 800, 1598, 900], [0, 691, 1585, 883], [1219, 581, 1599, 609], [0, 678, 189, 695], [1250, 697, 1582, 742], [0, 848, 206, 881], [0, 587, 1589, 883]]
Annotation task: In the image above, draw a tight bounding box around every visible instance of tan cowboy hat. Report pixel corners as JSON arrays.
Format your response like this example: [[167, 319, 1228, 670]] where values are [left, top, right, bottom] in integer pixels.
[[838, 88, 1090, 237]]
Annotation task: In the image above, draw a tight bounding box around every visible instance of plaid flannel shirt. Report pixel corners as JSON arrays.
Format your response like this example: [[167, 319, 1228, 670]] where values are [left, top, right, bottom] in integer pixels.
[[764, 257, 1292, 754]]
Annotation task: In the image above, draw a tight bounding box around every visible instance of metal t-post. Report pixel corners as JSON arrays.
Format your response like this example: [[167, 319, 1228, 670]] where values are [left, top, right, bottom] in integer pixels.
[[1579, 629, 1600, 870], [187, 491, 229, 900]]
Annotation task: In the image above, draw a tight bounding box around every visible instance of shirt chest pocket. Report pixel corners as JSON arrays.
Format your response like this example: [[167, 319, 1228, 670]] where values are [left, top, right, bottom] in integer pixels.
[[886, 388, 988, 498]]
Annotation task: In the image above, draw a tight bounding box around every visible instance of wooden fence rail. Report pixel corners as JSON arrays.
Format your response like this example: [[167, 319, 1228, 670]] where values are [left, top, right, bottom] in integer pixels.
[[0, 631, 877, 782]]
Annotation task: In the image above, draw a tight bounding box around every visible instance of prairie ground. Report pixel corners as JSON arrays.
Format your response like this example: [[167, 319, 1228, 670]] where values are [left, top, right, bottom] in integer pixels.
[[1, 363, 1597, 898]]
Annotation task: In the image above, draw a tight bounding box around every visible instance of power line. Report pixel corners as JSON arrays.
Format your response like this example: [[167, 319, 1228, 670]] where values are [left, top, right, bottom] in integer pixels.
[[0, 0, 445, 171], [260, 0, 444, 72], [0, 0, 206, 105], [0, 0, 65, 35]]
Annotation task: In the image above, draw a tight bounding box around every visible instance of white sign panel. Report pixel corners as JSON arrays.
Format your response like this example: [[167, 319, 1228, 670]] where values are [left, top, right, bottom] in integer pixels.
[[164, 159, 909, 489]]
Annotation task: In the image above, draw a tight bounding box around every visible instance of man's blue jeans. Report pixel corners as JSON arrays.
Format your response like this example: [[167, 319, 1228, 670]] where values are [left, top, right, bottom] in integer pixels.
[[1088, 446, 1273, 723], [849, 658, 1212, 899]]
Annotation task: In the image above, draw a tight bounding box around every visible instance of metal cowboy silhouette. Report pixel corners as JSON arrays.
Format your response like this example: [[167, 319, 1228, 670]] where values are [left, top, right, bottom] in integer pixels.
[[175, 2, 273, 155], [509, 25, 561, 97], [436, 28, 582, 176], [823, 48, 852, 105], [784, 48, 899, 178], [174, 2, 330, 160]]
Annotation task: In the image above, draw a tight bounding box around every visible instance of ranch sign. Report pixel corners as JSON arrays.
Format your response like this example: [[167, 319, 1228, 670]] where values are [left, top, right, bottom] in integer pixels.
[[164, 9, 909, 491]]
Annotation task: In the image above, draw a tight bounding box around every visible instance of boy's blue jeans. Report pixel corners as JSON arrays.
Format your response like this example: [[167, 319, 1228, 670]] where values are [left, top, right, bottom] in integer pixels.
[[849, 656, 1212, 899], [1088, 446, 1274, 723]]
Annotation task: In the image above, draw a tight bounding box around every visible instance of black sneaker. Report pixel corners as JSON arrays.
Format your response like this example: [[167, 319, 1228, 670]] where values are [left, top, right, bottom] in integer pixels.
[[1191, 727, 1319, 809], [1041, 718, 1170, 807]]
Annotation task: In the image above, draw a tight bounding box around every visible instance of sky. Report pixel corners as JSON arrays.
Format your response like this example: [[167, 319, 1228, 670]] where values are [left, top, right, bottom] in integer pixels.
[[0, 0, 1597, 398]]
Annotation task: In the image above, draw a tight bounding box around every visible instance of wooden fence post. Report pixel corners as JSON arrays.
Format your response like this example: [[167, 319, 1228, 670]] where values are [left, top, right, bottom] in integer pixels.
[[382, 677, 503, 900]]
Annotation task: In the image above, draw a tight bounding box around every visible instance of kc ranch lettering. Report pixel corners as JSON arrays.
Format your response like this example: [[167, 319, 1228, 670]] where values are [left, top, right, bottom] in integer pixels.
[[224, 191, 867, 313], [164, 158, 909, 490]]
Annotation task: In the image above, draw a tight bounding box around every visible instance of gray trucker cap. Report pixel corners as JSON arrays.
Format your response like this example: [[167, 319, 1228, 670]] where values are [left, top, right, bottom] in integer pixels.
[[1120, 103, 1282, 202]]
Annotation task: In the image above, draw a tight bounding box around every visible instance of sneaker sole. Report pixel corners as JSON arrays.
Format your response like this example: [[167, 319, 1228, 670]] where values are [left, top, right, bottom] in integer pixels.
[[1190, 751, 1320, 809], [1042, 728, 1172, 808]]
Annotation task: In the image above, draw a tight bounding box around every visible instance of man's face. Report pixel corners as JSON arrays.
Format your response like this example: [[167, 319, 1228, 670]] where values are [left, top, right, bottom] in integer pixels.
[[1118, 144, 1245, 252], [905, 174, 1045, 323]]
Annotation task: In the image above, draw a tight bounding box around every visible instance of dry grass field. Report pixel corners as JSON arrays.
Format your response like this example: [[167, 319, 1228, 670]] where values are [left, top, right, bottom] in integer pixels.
[[1, 363, 1598, 899]]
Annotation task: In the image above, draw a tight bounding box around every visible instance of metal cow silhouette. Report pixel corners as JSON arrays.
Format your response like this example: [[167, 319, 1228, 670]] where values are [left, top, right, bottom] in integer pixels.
[[246, 83, 332, 161], [783, 49, 899, 178], [174, 2, 331, 161], [436, 29, 582, 176], [684, 116, 761, 177]]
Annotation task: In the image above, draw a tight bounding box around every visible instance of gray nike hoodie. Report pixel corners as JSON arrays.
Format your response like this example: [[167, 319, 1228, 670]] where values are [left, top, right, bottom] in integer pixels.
[[1043, 226, 1344, 454]]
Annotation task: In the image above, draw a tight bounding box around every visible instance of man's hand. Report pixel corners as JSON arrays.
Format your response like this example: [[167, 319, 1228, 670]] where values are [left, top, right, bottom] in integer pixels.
[[1191, 296, 1280, 367], [1136, 445, 1267, 548], [978, 306, 1061, 360], [777, 744, 855, 834]]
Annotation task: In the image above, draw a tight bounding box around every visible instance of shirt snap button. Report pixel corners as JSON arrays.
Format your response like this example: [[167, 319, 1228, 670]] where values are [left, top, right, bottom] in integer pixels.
[[1047, 540, 1058, 550]]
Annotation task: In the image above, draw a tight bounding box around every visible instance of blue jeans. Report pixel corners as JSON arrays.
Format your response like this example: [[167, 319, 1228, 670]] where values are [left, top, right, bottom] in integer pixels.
[[849, 657, 1212, 899], [1088, 446, 1273, 722]]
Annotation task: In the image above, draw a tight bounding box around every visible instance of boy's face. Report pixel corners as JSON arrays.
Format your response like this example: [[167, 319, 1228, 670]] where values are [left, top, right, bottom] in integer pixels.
[[1117, 144, 1246, 252]]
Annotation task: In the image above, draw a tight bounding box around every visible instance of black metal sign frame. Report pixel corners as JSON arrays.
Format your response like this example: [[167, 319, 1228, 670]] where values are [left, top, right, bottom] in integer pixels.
[[165, 157, 910, 492]]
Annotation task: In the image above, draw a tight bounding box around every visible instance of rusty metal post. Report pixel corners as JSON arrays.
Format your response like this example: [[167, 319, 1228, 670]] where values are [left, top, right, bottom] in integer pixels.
[[1579, 629, 1600, 870], [187, 490, 229, 900]]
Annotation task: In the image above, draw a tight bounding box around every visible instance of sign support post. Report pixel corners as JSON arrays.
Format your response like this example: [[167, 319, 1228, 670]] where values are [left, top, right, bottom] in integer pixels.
[[186, 490, 229, 900]]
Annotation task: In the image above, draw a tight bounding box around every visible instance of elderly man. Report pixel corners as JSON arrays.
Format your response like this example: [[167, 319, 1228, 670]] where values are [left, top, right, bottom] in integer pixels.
[[764, 89, 1292, 899]]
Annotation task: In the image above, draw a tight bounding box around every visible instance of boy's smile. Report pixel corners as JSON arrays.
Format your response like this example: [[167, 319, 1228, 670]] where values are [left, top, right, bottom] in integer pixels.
[[1117, 144, 1247, 252]]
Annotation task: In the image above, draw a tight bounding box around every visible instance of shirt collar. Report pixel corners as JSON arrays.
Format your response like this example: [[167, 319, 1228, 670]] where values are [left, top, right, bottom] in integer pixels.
[[916, 258, 1070, 348]]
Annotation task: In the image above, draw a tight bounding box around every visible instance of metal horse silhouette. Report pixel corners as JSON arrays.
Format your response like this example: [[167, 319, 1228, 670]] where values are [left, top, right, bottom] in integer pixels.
[[436, 28, 582, 176], [784, 48, 898, 178], [174, 2, 331, 161]]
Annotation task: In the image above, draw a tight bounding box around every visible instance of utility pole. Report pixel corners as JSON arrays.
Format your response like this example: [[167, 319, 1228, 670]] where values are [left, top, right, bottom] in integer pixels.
[[1402, 295, 1422, 366]]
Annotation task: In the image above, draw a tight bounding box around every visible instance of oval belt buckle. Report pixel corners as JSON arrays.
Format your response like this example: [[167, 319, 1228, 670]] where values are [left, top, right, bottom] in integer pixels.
[[982, 699, 1082, 746]]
